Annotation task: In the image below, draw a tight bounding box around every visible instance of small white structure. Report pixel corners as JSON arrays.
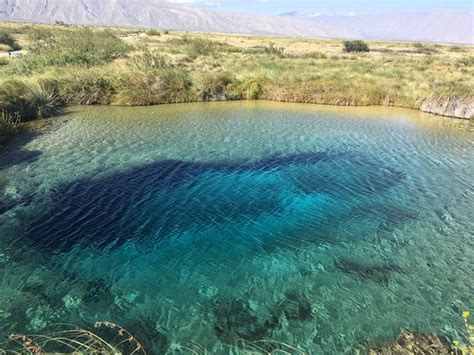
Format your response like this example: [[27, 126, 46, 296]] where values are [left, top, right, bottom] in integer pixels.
[[8, 50, 23, 58]]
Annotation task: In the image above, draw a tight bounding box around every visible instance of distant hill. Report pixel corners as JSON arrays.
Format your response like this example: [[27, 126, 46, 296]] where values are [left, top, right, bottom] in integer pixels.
[[1, 0, 471, 44], [281, 11, 474, 44], [0, 0, 355, 39]]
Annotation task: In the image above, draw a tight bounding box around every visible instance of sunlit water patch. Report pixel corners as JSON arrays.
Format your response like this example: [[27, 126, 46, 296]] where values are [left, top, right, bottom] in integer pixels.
[[0, 102, 473, 353]]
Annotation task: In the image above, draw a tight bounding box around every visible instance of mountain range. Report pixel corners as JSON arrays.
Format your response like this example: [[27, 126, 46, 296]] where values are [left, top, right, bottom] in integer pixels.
[[281, 11, 474, 44], [0, 0, 472, 44]]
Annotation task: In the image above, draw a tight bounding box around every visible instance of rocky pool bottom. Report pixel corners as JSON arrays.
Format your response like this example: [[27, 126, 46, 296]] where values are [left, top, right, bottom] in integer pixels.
[[0, 102, 472, 353]]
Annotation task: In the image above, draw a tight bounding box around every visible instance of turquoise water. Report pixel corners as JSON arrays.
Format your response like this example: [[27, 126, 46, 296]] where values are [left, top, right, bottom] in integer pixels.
[[0, 101, 473, 353]]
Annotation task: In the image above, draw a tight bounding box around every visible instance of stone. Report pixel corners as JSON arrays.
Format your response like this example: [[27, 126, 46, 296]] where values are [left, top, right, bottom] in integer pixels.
[[369, 329, 452, 354], [421, 95, 473, 119]]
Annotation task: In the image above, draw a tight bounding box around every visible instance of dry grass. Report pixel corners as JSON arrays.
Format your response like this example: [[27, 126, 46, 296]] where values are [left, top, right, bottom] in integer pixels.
[[0, 321, 146, 354], [0, 21, 472, 118]]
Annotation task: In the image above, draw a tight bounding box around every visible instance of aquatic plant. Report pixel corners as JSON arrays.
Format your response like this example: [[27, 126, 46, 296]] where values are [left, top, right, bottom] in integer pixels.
[[0, 321, 146, 354]]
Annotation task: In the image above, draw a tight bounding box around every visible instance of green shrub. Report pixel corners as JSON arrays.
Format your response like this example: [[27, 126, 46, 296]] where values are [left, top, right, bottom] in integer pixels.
[[412, 42, 438, 55], [198, 72, 237, 101], [187, 38, 219, 58], [0, 31, 21, 51], [454, 56, 474, 68], [247, 43, 285, 57], [343, 40, 370, 53], [146, 29, 161, 36], [240, 79, 263, 99], [0, 79, 63, 120], [9, 28, 131, 74], [114, 68, 193, 106], [60, 70, 115, 105]]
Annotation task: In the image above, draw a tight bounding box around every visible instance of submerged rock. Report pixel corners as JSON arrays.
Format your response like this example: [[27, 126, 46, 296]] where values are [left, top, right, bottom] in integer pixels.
[[276, 291, 313, 322], [213, 298, 278, 344], [83, 278, 113, 305], [335, 258, 402, 285], [369, 329, 452, 354]]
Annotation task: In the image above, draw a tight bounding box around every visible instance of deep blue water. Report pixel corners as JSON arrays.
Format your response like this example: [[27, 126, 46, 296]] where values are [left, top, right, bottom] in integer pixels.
[[0, 102, 472, 353]]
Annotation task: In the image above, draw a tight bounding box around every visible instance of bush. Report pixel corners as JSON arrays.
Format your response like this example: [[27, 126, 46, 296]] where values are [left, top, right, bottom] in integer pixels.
[[343, 40, 370, 53], [412, 42, 438, 55], [198, 72, 237, 101], [10, 28, 131, 74], [247, 43, 285, 57], [146, 29, 161, 36], [59, 70, 115, 105], [187, 38, 219, 58], [0, 79, 63, 120], [240, 79, 263, 99], [0, 31, 21, 51], [131, 50, 170, 71], [114, 68, 193, 106]]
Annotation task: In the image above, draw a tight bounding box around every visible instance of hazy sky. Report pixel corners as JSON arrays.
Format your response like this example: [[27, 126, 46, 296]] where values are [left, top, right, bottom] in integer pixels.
[[173, 0, 473, 14]]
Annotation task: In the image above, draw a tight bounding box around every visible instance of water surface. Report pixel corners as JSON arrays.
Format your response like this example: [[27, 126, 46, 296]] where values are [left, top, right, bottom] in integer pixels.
[[0, 102, 473, 353]]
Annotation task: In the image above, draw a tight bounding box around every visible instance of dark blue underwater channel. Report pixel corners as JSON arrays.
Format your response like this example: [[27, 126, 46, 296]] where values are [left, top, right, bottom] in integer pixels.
[[21, 148, 413, 255]]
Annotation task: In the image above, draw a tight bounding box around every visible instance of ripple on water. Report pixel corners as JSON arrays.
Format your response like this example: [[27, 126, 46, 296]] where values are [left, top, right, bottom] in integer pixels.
[[0, 102, 472, 353]]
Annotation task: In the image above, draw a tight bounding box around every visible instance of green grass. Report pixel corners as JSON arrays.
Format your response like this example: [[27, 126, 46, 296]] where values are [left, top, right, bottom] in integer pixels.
[[0, 21, 472, 132]]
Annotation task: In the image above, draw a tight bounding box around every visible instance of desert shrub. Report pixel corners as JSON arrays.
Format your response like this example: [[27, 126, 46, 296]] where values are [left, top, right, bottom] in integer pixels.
[[343, 40, 370, 53], [0, 31, 20, 51], [301, 51, 327, 59], [412, 42, 438, 55], [0, 79, 63, 120], [59, 70, 115, 105], [449, 45, 466, 53], [247, 43, 285, 57], [146, 29, 161, 36], [114, 68, 193, 105], [187, 38, 220, 58], [454, 56, 474, 68]]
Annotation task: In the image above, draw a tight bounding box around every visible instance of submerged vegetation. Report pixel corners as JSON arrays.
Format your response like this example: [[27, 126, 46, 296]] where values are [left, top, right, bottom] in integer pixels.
[[0, 22, 472, 146]]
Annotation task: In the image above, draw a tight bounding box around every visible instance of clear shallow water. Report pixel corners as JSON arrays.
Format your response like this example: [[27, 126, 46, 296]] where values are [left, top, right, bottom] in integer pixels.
[[0, 101, 473, 353]]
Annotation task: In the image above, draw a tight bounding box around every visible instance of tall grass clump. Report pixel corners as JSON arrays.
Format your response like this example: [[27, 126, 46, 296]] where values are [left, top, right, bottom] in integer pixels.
[[0, 79, 62, 120], [114, 68, 193, 106], [131, 49, 170, 71], [343, 40, 370, 53], [0, 111, 21, 149], [59, 70, 115, 105], [0, 31, 21, 51]]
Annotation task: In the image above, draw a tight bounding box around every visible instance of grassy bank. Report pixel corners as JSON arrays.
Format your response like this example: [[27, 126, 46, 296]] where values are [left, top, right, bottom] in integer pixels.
[[0, 22, 473, 144]]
